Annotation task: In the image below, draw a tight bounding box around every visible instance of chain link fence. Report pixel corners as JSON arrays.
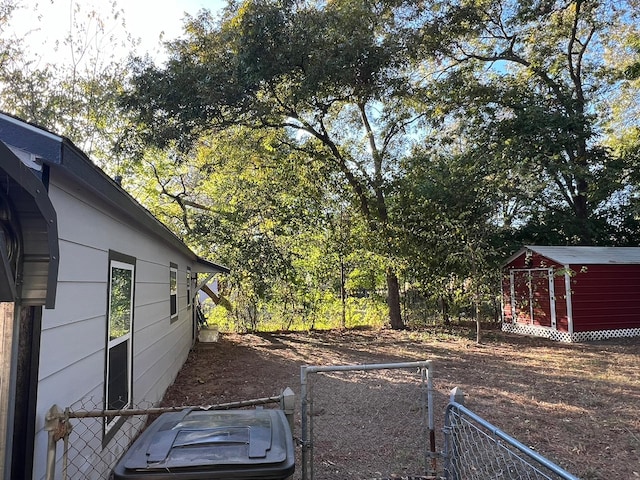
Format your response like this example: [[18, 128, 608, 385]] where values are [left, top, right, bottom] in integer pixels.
[[44, 390, 294, 480], [44, 396, 151, 480], [44, 371, 582, 480], [442, 401, 580, 480], [300, 361, 436, 480]]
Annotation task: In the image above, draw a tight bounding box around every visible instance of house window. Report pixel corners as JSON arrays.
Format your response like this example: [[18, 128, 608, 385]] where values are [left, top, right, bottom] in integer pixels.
[[105, 253, 135, 437], [187, 267, 192, 309], [170, 262, 178, 321]]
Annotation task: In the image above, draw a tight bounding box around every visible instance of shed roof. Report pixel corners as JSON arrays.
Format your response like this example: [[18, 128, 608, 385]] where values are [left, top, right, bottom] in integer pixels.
[[507, 245, 640, 265]]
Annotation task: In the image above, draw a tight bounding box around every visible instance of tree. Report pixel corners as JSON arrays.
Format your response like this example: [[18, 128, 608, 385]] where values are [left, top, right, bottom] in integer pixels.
[[414, 0, 640, 245], [393, 136, 506, 341], [126, 125, 345, 331], [123, 0, 432, 329], [0, 0, 136, 171]]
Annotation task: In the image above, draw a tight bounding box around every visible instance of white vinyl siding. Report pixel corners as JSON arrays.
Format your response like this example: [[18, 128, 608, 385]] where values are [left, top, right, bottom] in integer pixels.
[[33, 175, 198, 480]]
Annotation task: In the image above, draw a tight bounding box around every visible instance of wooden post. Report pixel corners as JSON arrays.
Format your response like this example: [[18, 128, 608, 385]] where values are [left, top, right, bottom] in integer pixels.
[[0, 303, 15, 478], [450, 386, 465, 405], [280, 387, 295, 436]]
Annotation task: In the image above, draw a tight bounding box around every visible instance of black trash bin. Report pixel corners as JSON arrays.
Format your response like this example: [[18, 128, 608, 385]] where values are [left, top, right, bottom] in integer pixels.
[[111, 409, 295, 480]]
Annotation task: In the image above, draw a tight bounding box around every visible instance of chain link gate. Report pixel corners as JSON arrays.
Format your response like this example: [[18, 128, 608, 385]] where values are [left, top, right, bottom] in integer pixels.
[[300, 361, 435, 480], [443, 401, 580, 480]]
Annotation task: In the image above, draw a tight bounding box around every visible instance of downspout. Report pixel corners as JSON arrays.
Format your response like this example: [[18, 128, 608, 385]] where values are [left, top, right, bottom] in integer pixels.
[[0, 303, 18, 479]]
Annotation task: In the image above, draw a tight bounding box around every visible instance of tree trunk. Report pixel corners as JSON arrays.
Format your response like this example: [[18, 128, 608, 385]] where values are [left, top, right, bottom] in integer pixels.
[[573, 139, 591, 244], [340, 257, 346, 329], [475, 296, 482, 344], [386, 268, 404, 330], [439, 295, 450, 325], [469, 244, 482, 344], [573, 185, 591, 245]]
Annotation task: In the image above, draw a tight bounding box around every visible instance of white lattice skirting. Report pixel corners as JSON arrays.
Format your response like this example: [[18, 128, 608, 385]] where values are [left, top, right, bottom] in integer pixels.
[[502, 322, 640, 342]]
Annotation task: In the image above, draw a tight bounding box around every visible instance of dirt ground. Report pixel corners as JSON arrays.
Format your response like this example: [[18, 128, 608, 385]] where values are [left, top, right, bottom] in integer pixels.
[[160, 328, 639, 480]]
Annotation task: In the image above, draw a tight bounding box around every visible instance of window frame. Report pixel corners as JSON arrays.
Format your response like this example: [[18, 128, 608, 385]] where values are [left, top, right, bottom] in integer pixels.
[[104, 251, 136, 444], [170, 262, 178, 322]]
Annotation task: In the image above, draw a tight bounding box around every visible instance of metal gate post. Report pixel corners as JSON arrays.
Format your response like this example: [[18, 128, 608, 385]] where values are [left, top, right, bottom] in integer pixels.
[[442, 405, 455, 480], [424, 364, 437, 476], [443, 388, 465, 480], [44, 404, 72, 480], [44, 405, 61, 480], [300, 366, 310, 480]]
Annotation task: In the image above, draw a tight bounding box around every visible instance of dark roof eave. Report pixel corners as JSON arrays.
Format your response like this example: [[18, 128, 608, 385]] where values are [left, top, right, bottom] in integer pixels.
[[194, 257, 230, 274]]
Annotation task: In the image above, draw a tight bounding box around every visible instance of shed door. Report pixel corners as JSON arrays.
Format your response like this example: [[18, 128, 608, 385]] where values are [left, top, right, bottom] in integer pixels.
[[511, 269, 555, 328]]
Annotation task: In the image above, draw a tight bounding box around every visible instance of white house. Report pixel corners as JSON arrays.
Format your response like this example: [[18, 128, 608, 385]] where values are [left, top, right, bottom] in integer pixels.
[[0, 112, 228, 479]]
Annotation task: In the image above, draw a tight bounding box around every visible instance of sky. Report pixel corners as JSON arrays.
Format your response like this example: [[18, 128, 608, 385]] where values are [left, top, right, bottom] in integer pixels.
[[10, 0, 226, 63]]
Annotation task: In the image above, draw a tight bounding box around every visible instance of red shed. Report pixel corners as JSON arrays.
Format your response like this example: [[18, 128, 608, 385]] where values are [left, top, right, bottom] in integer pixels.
[[502, 245, 640, 342]]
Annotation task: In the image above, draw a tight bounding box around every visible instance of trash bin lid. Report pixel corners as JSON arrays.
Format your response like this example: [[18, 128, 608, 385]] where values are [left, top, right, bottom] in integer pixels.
[[114, 409, 294, 478]]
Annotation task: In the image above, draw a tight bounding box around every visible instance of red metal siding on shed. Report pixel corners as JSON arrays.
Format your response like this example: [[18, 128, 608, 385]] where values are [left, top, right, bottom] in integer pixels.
[[502, 274, 514, 322], [507, 252, 555, 269], [569, 264, 640, 331]]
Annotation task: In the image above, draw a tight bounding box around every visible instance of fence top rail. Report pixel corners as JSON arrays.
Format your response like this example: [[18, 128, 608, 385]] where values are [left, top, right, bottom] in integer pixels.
[[445, 402, 581, 480], [301, 360, 432, 375], [48, 395, 283, 420]]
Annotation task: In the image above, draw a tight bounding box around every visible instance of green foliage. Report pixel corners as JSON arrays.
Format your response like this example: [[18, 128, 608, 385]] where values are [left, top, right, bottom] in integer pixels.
[[125, 125, 378, 332], [391, 143, 506, 333], [0, 0, 20, 68], [123, 0, 446, 329], [118, 0, 640, 333], [414, 0, 640, 245], [109, 266, 133, 340], [6, 0, 640, 333], [207, 293, 387, 332], [0, 0, 135, 172]]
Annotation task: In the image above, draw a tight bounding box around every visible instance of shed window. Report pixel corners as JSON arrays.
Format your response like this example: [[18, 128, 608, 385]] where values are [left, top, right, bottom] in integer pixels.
[[105, 256, 135, 436], [170, 263, 178, 321]]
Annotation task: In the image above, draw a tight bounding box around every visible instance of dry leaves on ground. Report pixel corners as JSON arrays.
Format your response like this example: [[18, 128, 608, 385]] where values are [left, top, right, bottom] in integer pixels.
[[160, 328, 639, 480]]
